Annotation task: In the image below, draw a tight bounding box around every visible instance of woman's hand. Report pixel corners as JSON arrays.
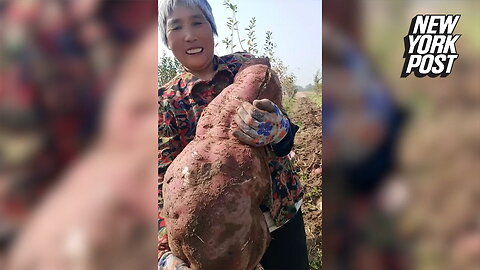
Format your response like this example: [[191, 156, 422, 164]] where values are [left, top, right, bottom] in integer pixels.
[[158, 252, 266, 270], [158, 252, 191, 270], [233, 99, 290, 147]]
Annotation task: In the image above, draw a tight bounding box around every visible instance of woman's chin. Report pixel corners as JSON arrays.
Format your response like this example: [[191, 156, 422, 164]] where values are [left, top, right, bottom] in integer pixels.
[[185, 62, 211, 74]]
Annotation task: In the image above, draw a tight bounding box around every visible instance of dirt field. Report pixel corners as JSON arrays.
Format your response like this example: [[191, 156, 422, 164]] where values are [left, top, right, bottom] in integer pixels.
[[288, 97, 322, 269]]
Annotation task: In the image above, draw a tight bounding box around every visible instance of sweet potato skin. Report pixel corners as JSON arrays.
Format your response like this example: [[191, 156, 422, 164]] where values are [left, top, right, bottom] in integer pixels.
[[162, 60, 281, 270], [163, 139, 270, 269]]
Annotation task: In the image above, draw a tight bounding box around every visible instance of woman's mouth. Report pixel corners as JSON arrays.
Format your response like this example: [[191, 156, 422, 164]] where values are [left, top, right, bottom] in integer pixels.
[[186, 48, 203, 55]]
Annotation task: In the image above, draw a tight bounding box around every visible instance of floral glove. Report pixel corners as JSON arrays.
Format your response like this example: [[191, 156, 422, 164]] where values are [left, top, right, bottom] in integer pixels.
[[233, 99, 290, 147], [158, 252, 191, 270]]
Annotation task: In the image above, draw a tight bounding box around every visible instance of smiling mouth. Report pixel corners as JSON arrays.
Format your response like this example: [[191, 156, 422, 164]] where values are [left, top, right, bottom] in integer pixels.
[[186, 48, 203, 55]]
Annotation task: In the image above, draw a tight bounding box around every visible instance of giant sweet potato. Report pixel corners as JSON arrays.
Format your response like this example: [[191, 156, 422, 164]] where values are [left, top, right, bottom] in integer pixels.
[[162, 59, 282, 270]]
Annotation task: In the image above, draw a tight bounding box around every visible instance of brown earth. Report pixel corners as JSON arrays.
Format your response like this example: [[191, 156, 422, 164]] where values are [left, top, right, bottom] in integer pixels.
[[288, 97, 322, 268]]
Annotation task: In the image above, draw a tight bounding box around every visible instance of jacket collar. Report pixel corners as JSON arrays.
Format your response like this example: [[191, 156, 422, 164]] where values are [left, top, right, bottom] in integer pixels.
[[179, 55, 234, 95]]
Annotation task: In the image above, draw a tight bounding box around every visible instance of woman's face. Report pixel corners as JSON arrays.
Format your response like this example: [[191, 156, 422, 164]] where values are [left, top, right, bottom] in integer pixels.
[[166, 5, 214, 76]]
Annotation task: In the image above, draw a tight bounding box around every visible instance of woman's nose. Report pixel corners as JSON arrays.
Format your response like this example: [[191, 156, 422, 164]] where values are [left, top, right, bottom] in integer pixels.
[[184, 29, 198, 43]]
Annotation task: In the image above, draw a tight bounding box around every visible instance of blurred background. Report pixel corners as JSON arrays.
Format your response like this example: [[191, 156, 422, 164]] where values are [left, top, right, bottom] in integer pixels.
[[0, 0, 157, 268], [323, 0, 479, 269]]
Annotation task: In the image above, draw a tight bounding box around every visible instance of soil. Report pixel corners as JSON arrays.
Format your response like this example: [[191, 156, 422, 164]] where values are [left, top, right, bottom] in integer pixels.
[[289, 97, 322, 268]]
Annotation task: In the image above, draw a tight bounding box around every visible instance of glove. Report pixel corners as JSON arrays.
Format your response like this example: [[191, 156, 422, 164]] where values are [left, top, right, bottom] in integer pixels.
[[158, 252, 191, 270], [158, 252, 265, 270], [233, 99, 290, 147]]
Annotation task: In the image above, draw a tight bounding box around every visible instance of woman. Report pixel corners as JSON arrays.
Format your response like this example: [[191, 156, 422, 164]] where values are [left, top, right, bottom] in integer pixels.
[[158, 0, 309, 269]]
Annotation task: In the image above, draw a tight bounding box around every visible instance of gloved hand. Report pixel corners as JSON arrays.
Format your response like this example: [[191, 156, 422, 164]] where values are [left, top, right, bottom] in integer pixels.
[[158, 252, 191, 270], [158, 252, 266, 270], [233, 99, 290, 147]]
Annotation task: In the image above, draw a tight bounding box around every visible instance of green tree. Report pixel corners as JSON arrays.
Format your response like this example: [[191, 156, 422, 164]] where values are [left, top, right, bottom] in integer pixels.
[[222, 0, 244, 53], [158, 52, 182, 87], [261, 30, 276, 60], [256, 30, 298, 98], [313, 70, 321, 95], [282, 74, 298, 99], [245, 17, 258, 55]]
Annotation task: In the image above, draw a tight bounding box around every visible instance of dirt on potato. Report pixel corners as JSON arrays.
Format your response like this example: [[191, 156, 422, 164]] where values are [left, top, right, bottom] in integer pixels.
[[288, 97, 322, 269]]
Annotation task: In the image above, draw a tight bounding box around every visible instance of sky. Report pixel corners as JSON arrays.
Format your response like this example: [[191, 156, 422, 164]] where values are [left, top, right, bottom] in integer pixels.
[[158, 0, 322, 87]]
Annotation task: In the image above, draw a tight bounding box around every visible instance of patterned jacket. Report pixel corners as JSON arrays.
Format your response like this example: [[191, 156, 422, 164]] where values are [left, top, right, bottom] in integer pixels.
[[158, 52, 303, 257]]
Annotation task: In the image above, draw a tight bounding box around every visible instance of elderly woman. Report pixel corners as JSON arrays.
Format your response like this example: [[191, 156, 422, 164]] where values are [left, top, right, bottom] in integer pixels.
[[158, 0, 308, 269]]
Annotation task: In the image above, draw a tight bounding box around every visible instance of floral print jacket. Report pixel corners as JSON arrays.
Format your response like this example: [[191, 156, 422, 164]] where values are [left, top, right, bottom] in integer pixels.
[[158, 52, 303, 258]]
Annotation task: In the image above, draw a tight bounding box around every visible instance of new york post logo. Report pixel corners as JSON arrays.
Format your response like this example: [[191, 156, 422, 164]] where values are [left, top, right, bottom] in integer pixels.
[[401, 14, 461, 78]]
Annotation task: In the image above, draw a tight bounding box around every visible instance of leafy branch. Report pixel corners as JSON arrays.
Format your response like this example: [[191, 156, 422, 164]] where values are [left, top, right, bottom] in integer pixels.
[[158, 51, 182, 87], [261, 30, 277, 61], [245, 17, 258, 55], [223, 0, 244, 53], [220, 0, 300, 99], [313, 70, 322, 95]]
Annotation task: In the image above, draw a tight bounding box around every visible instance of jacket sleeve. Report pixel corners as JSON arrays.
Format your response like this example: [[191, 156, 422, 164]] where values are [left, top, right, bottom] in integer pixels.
[[271, 119, 299, 157], [158, 99, 184, 184], [158, 94, 184, 259]]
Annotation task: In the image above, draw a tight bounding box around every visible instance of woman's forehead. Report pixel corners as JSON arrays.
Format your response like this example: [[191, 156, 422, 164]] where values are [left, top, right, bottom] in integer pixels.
[[167, 5, 205, 23]]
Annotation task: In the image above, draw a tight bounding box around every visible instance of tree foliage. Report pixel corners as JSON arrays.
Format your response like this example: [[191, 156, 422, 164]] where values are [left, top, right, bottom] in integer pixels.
[[158, 52, 182, 87], [245, 17, 258, 55], [270, 57, 297, 99], [313, 70, 321, 95], [222, 0, 244, 53]]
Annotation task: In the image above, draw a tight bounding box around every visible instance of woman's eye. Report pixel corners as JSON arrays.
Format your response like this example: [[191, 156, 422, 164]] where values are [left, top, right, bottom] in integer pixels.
[[170, 26, 181, 31], [193, 22, 203, 26]]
